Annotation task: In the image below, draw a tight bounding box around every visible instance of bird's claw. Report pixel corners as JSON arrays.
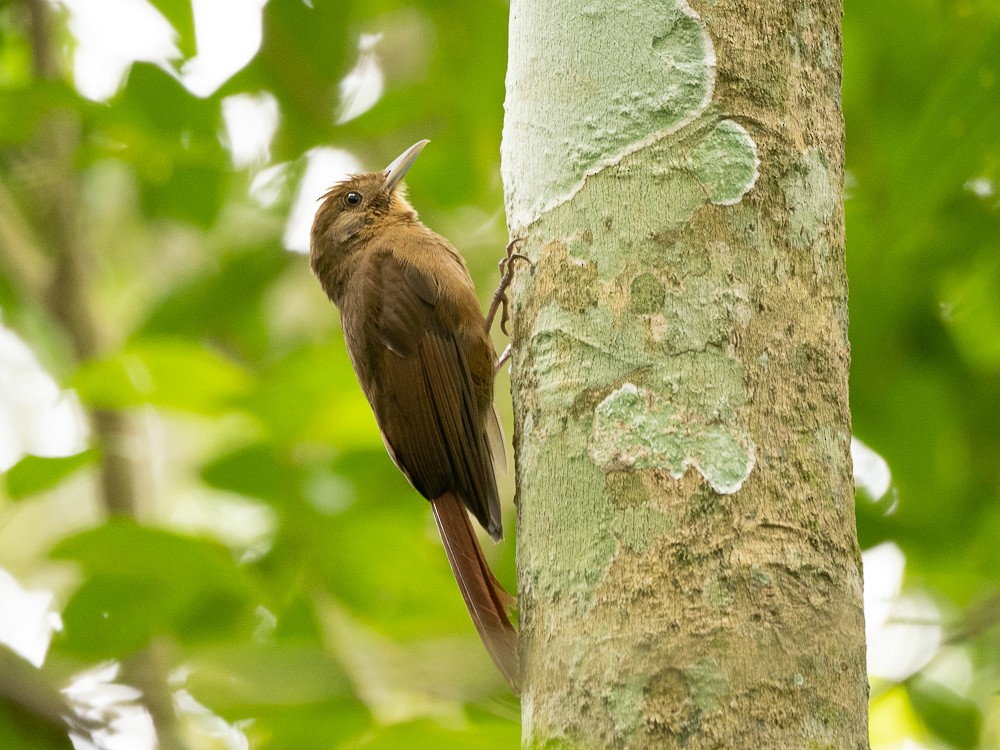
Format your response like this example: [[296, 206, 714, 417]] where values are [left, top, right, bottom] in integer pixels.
[[486, 238, 531, 337]]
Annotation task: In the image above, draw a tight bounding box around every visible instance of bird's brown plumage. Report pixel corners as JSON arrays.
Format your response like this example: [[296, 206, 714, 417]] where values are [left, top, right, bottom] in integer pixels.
[[309, 141, 518, 688]]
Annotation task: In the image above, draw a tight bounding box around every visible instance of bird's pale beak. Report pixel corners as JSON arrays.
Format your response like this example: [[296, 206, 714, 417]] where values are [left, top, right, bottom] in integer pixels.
[[384, 139, 430, 192]]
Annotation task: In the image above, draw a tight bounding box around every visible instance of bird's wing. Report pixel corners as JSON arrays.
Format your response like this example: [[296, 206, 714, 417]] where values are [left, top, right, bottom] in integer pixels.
[[355, 250, 503, 539]]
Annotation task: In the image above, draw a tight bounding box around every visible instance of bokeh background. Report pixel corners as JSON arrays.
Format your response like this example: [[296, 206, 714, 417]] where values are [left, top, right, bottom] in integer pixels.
[[0, 0, 998, 748]]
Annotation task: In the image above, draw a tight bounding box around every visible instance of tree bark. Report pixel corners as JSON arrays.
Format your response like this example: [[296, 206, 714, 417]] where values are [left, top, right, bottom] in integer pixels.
[[502, 1, 868, 747]]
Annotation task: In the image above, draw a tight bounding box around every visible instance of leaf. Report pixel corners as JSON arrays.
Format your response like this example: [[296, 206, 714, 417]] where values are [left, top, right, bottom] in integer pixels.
[[0, 82, 90, 147], [52, 521, 260, 657], [140, 160, 227, 228], [93, 64, 229, 226], [345, 718, 520, 750], [311, 502, 474, 640], [136, 245, 291, 358], [0, 703, 74, 750], [200, 443, 301, 506], [907, 678, 982, 749], [51, 519, 252, 592], [0, 646, 78, 750], [147, 0, 197, 59], [237, 342, 381, 448], [242, 701, 371, 750], [184, 643, 356, 709], [72, 339, 252, 414], [4, 451, 97, 500], [216, 1, 351, 160], [58, 574, 185, 659]]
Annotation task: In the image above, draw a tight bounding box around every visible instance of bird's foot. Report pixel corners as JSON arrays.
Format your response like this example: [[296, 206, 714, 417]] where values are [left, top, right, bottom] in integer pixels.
[[494, 343, 512, 375], [485, 237, 530, 336]]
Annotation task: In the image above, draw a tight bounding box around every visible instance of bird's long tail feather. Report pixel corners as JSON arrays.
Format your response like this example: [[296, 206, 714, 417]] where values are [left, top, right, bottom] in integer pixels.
[[431, 492, 519, 691]]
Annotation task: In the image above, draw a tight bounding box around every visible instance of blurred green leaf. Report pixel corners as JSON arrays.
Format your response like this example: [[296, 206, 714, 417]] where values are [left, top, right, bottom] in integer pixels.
[[185, 643, 355, 709], [345, 717, 519, 750], [0, 703, 73, 750], [91, 63, 229, 226], [72, 338, 252, 414], [59, 574, 185, 658], [238, 342, 381, 448], [313, 502, 474, 640], [136, 245, 291, 358], [53, 521, 260, 657], [147, 0, 197, 59], [201, 442, 301, 507], [4, 450, 97, 499], [940, 250, 1000, 372], [0, 82, 89, 147], [0, 645, 78, 750], [242, 700, 371, 750], [907, 677, 982, 749], [218, 0, 350, 160], [51, 519, 252, 591], [140, 160, 227, 228]]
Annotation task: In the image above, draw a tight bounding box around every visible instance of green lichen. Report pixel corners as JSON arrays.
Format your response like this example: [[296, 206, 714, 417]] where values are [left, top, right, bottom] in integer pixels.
[[517, 415, 616, 608], [613, 504, 675, 554], [630, 273, 667, 314], [609, 677, 648, 735], [590, 384, 755, 494], [785, 149, 835, 250], [688, 120, 760, 205], [503, 0, 758, 228], [688, 658, 728, 711], [702, 574, 733, 608], [605, 471, 650, 508], [503, 0, 716, 226]]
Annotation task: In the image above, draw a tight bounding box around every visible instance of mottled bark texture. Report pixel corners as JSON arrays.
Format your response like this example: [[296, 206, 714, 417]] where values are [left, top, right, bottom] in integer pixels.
[[501, 0, 868, 747]]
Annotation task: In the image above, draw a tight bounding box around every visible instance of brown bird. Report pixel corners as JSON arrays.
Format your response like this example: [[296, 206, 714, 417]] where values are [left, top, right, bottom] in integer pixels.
[[309, 140, 519, 689]]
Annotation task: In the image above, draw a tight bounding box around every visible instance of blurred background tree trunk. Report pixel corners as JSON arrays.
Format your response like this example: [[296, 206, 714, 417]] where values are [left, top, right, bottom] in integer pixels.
[[502, 0, 869, 746]]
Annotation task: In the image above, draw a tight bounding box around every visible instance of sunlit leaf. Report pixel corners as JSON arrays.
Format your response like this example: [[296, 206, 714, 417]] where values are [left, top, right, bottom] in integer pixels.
[[53, 521, 260, 657], [51, 519, 252, 592], [0, 82, 88, 147], [237, 342, 381, 449], [313, 502, 474, 640], [72, 339, 252, 414], [137, 245, 290, 358], [93, 63, 229, 226], [58, 574, 186, 659], [201, 443, 300, 506], [242, 700, 371, 750], [185, 643, 356, 709], [146, 0, 197, 59], [345, 718, 520, 750], [907, 677, 982, 749], [4, 450, 97, 500]]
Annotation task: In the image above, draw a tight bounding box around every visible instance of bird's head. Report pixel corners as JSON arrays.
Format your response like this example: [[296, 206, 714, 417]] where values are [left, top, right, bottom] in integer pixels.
[[311, 139, 427, 253]]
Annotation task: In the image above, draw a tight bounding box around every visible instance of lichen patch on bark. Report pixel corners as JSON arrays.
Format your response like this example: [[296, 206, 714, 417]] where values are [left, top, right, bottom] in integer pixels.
[[591, 383, 755, 494], [503, 0, 758, 229], [784, 149, 836, 250]]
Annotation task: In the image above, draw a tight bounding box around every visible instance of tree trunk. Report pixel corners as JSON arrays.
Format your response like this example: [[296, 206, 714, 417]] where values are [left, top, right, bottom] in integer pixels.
[[502, 1, 868, 747]]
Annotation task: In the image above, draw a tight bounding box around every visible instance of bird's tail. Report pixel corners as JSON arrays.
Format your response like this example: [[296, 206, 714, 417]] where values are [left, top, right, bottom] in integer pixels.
[[431, 492, 519, 691]]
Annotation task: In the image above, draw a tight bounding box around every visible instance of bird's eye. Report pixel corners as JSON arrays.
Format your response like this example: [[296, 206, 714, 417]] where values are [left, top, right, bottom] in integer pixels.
[[345, 191, 362, 206]]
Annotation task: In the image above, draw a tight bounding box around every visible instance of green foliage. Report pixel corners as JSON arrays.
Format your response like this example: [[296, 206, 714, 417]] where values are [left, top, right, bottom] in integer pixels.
[[72, 339, 253, 413], [907, 677, 982, 749], [0, 0, 517, 746], [0, 0, 998, 747], [345, 718, 522, 750], [4, 451, 96, 500]]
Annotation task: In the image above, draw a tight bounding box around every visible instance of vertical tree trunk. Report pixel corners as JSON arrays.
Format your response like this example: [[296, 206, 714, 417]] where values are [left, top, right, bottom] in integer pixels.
[[502, 1, 868, 747]]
